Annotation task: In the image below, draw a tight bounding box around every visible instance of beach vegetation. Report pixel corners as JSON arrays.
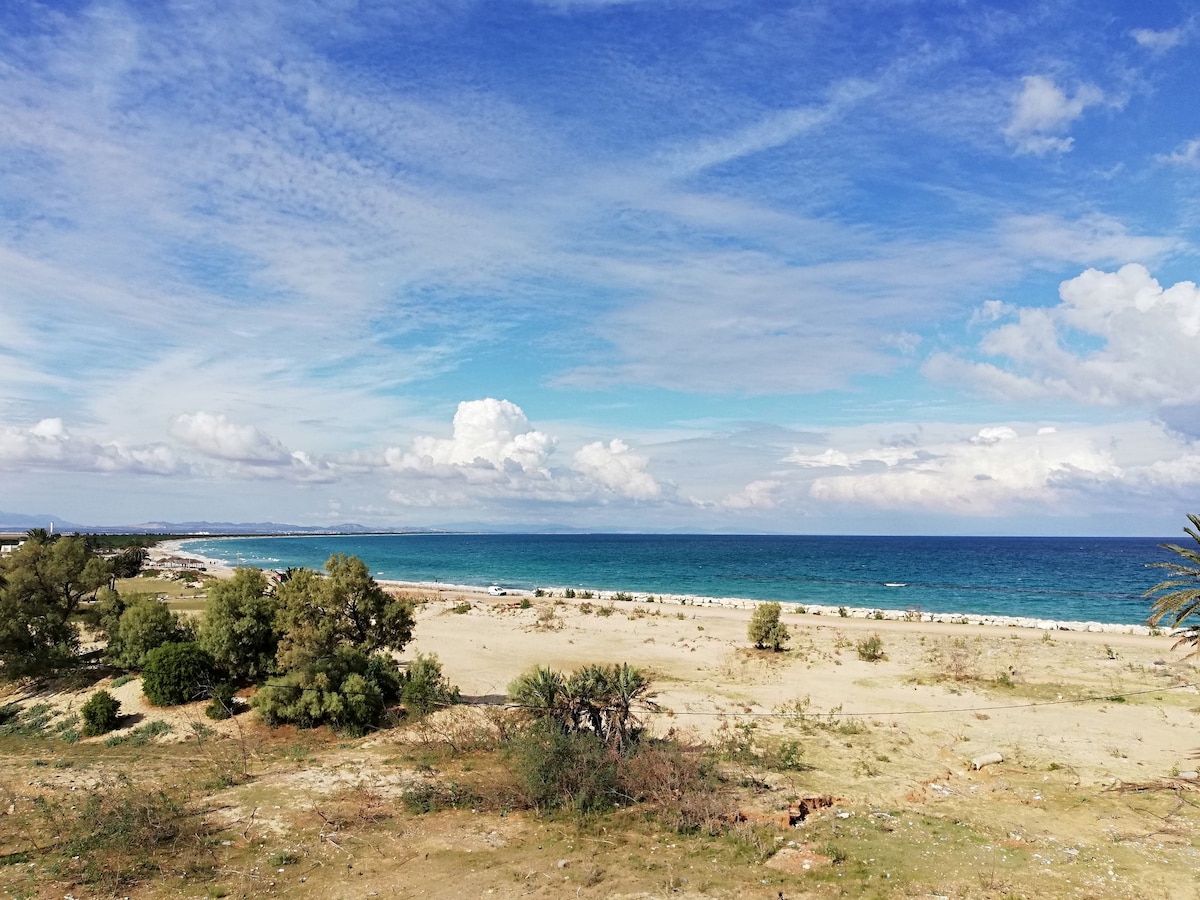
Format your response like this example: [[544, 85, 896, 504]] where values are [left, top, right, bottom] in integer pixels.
[[199, 566, 279, 682], [110, 545, 149, 578], [0, 532, 112, 679], [509, 662, 658, 749], [579, 590, 595, 599], [274, 554, 415, 671], [612, 591, 633, 602], [563, 588, 576, 598], [141, 641, 216, 706], [400, 652, 461, 717], [838, 605, 849, 617], [109, 595, 193, 670], [747, 601, 789, 651], [252, 647, 402, 735], [1146, 514, 1200, 656], [80, 689, 121, 736], [856, 633, 886, 662]]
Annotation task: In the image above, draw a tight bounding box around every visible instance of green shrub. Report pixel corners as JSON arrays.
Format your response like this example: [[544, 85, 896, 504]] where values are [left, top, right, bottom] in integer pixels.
[[564, 588, 576, 599], [612, 592, 633, 602], [748, 602, 789, 651], [520, 597, 533, 609], [205, 683, 237, 720], [401, 653, 461, 717], [81, 690, 121, 736], [451, 601, 471, 614], [838, 606, 849, 617], [251, 648, 398, 735], [505, 720, 620, 813], [856, 633, 886, 662], [141, 642, 215, 707]]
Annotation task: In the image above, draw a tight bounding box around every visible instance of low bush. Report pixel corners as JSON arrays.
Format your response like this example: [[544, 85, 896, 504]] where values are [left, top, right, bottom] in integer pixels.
[[252, 648, 401, 735], [81, 690, 121, 736], [401, 653, 461, 717], [856, 633, 886, 662], [205, 683, 237, 720], [142, 642, 216, 706], [505, 720, 620, 813]]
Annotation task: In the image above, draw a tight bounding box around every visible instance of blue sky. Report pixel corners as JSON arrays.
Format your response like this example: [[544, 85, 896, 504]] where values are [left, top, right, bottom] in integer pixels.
[[2, 0, 1199, 534]]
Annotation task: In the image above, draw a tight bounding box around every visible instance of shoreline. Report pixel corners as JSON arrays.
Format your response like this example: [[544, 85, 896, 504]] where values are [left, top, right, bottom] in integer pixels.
[[160, 539, 1158, 637]]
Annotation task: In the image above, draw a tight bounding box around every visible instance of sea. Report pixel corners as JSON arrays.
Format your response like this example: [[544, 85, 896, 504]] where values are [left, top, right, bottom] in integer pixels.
[[178, 533, 1180, 627]]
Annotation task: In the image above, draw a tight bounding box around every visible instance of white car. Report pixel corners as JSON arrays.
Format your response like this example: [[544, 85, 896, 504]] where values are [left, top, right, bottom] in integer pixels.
[[487, 584, 506, 596]]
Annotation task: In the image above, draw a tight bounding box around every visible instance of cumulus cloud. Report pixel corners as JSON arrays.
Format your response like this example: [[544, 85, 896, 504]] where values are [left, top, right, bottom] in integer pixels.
[[171, 412, 291, 464], [722, 479, 781, 509], [1004, 75, 1105, 154], [387, 399, 555, 475], [0, 418, 180, 475], [925, 264, 1200, 409], [803, 426, 1121, 515], [573, 439, 661, 500]]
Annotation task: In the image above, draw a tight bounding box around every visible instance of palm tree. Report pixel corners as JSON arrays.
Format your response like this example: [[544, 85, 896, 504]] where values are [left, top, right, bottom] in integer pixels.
[[602, 663, 658, 749], [1146, 514, 1200, 655], [508, 666, 568, 729]]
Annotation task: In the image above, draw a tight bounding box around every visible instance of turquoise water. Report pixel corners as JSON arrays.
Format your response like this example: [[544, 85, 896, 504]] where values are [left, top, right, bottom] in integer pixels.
[[179, 533, 1177, 626]]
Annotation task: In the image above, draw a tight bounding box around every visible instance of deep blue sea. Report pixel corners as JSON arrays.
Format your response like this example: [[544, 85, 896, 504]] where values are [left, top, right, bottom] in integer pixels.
[[178, 533, 1179, 626]]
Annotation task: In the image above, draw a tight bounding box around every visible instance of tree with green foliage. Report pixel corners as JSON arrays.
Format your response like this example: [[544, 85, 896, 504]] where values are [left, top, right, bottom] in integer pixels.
[[111, 546, 149, 579], [199, 567, 279, 683], [0, 533, 112, 679], [748, 601, 790, 651], [274, 554, 414, 671], [110, 596, 193, 670], [142, 642, 216, 706], [1147, 514, 1200, 655], [251, 647, 402, 735]]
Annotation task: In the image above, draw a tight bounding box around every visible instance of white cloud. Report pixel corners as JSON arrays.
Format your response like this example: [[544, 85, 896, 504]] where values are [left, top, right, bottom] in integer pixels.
[[388, 399, 555, 475], [0, 418, 180, 475], [925, 265, 1200, 408], [1003, 75, 1105, 155], [722, 479, 781, 509], [1159, 138, 1200, 168], [1132, 26, 1186, 52], [806, 425, 1121, 515], [998, 213, 1179, 266], [170, 412, 291, 464], [573, 438, 661, 499]]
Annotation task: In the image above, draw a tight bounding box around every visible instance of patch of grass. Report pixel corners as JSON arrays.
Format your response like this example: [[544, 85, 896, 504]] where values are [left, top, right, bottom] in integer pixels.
[[103, 719, 171, 747], [451, 601, 472, 614], [110, 673, 136, 688], [31, 775, 211, 891]]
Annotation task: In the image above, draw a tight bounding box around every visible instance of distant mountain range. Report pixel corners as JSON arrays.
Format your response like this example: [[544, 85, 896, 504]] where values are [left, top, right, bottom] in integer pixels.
[[0, 511, 446, 535]]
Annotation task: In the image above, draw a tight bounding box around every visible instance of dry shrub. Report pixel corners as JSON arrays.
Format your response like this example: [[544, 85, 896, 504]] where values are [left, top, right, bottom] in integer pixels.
[[32, 775, 211, 891], [405, 706, 521, 755], [927, 637, 981, 681], [619, 738, 728, 835]]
